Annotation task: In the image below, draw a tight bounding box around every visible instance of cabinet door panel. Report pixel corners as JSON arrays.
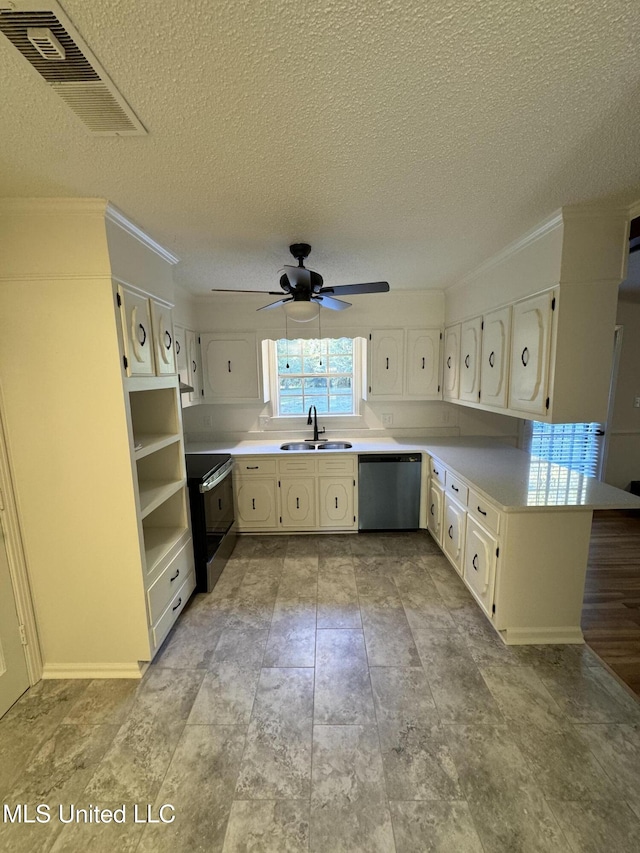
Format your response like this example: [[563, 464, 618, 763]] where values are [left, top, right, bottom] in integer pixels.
[[459, 318, 482, 402], [186, 331, 202, 403], [369, 329, 404, 397], [463, 517, 497, 617], [443, 495, 466, 575], [279, 478, 316, 528], [151, 301, 177, 375], [202, 334, 258, 400], [427, 479, 443, 545], [319, 477, 355, 528], [480, 306, 510, 408], [174, 325, 188, 374], [405, 329, 441, 398], [236, 480, 277, 528], [509, 292, 553, 415], [119, 287, 154, 376], [443, 325, 460, 400]]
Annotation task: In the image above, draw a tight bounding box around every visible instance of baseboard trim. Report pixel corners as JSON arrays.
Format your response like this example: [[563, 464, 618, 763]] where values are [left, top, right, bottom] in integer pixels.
[[501, 626, 584, 645], [41, 662, 147, 679]]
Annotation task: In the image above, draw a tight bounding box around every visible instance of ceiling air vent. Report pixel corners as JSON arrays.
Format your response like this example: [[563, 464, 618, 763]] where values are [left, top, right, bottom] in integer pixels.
[[0, 1, 146, 135]]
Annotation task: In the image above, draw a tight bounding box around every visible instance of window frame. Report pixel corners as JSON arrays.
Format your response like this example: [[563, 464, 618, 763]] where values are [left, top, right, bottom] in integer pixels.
[[265, 336, 366, 424]]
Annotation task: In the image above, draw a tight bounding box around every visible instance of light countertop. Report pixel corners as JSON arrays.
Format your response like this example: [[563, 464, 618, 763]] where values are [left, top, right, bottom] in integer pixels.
[[185, 435, 640, 513]]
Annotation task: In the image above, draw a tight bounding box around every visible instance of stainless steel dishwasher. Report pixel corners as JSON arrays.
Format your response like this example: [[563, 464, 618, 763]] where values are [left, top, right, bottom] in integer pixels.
[[358, 454, 422, 530]]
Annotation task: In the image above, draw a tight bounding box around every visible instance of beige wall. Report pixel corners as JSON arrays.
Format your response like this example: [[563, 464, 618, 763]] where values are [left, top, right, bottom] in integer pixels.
[[605, 297, 640, 489]]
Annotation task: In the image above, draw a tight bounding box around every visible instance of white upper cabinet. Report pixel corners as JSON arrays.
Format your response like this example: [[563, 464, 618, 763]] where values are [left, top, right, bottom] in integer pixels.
[[368, 329, 405, 398], [443, 324, 460, 401], [150, 300, 177, 375], [118, 286, 155, 377], [186, 330, 203, 403], [479, 306, 511, 409], [405, 329, 442, 399], [201, 332, 260, 402], [508, 291, 554, 416], [459, 318, 482, 403]]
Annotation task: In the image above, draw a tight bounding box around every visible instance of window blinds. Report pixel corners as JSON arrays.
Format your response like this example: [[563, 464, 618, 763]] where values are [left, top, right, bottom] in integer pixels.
[[523, 421, 605, 478]]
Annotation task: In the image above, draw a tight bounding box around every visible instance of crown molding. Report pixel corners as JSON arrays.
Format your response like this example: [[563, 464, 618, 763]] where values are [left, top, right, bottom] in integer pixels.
[[105, 203, 179, 265], [446, 210, 563, 292]]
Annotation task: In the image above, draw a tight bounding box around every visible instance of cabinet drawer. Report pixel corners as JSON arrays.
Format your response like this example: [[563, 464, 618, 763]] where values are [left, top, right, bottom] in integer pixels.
[[147, 540, 194, 625], [151, 571, 195, 651], [236, 457, 277, 475], [318, 455, 356, 475], [278, 456, 317, 475], [468, 489, 500, 534], [445, 471, 468, 505], [429, 457, 445, 485]]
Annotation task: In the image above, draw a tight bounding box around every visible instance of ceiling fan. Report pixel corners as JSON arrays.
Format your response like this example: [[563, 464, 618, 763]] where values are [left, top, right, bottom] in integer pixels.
[[211, 243, 390, 319]]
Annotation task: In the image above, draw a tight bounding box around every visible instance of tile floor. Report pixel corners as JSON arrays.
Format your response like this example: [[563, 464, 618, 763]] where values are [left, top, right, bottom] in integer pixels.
[[2, 531, 640, 852]]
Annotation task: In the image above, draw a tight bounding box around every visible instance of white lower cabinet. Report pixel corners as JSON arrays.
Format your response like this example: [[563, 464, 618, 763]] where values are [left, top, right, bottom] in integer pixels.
[[233, 454, 357, 532], [443, 494, 466, 576], [319, 477, 356, 528], [236, 479, 278, 528], [279, 478, 316, 528], [427, 479, 443, 545], [463, 516, 498, 617]]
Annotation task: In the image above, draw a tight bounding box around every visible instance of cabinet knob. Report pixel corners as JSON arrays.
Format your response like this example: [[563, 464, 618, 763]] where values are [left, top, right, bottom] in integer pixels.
[[228, 360, 232, 373], [137, 323, 147, 346], [488, 351, 495, 368], [170, 569, 180, 582], [192, 360, 197, 372], [172, 597, 182, 612], [296, 497, 300, 509], [164, 330, 172, 350], [430, 503, 435, 516], [521, 347, 529, 367], [451, 484, 459, 492], [176, 340, 181, 355], [472, 554, 479, 571], [477, 506, 487, 516], [252, 498, 256, 510], [448, 525, 453, 539], [335, 497, 339, 509], [464, 354, 470, 368], [446, 356, 451, 368], [422, 357, 425, 370], [386, 357, 389, 370]]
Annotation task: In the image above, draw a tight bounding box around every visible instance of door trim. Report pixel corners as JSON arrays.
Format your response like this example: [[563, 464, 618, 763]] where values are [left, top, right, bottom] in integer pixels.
[[0, 385, 42, 684]]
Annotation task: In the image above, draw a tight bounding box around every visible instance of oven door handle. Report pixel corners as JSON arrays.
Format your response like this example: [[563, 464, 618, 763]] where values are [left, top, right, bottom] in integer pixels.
[[199, 460, 234, 493]]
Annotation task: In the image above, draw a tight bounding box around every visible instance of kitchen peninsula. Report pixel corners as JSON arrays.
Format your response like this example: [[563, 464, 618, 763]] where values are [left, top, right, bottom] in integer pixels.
[[187, 435, 640, 645]]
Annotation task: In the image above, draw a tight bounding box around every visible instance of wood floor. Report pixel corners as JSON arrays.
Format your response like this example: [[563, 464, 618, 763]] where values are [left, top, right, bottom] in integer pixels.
[[583, 510, 640, 698]]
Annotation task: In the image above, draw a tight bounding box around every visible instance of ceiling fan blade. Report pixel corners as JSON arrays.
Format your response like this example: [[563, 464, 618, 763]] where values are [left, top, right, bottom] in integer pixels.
[[282, 265, 312, 289], [257, 297, 294, 311], [314, 294, 352, 311], [319, 281, 389, 296], [211, 288, 284, 294]]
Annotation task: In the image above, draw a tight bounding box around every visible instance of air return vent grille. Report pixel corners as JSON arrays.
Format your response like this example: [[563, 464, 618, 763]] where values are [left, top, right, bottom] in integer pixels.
[[0, 3, 146, 135]]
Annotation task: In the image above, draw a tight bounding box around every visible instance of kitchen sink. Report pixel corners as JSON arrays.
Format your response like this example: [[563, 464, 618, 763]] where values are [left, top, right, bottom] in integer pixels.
[[280, 442, 315, 451], [317, 441, 353, 450]]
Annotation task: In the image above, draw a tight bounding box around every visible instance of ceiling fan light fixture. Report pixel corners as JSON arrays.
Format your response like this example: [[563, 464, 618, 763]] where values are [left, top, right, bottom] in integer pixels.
[[283, 300, 320, 322]]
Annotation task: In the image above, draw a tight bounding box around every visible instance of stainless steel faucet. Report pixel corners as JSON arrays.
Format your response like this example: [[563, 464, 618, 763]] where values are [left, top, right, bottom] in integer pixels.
[[307, 405, 325, 442]]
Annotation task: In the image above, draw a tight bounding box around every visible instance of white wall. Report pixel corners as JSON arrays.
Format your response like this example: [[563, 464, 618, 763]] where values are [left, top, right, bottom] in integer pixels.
[[605, 297, 640, 489], [180, 289, 518, 441]]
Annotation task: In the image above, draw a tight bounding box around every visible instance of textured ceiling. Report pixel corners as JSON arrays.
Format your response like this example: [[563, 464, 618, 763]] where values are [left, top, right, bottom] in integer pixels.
[[1, 0, 639, 295]]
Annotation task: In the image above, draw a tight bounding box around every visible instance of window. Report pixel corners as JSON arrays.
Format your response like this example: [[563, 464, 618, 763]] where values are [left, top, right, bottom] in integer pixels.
[[522, 421, 605, 478], [274, 338, 356, 416]]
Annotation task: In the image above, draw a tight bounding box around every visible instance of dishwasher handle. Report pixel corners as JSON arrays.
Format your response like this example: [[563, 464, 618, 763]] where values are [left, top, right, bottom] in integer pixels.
[[358, 454, 421, 464]]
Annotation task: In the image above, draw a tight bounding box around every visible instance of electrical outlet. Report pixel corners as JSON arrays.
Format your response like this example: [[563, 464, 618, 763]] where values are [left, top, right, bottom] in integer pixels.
[[203, 415, 213, 428], [260, 416, 270, 427], [381, 413, 393, 426], [634, 397, 640, 409]]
